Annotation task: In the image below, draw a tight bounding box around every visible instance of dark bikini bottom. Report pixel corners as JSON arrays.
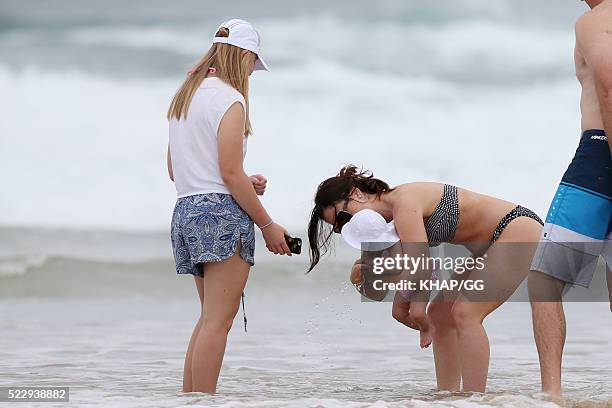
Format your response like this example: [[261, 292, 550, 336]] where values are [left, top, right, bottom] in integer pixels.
[[491, 205, 544, 243]]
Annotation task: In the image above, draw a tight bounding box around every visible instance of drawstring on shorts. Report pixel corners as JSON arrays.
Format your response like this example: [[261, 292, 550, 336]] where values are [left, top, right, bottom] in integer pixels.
[[241, 291, 247, 332]]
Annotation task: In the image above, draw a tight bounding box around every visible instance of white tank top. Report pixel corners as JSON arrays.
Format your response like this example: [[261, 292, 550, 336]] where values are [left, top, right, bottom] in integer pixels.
[[169, 77, 247, 198]]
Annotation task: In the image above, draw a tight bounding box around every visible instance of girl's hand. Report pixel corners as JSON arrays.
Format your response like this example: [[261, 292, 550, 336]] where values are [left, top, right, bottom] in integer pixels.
[[262, 222, 292, 256], [249, 174, 267, 195]]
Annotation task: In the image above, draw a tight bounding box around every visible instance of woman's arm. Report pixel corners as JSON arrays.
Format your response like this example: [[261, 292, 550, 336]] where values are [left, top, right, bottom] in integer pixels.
[[217, 102, 291, 255], [167, 145, 174, 182], [392, 197, 433, 333]]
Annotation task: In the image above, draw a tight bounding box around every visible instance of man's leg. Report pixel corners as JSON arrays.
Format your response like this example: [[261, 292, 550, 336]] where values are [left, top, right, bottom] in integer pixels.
[[528, 270, 567, 397]]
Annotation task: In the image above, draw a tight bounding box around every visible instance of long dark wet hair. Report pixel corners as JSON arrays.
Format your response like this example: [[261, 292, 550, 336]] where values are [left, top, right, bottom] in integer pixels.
[[307, 165, 396, 272]]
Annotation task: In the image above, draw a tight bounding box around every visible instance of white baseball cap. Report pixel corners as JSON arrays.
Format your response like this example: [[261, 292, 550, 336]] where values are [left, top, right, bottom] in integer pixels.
[[212, 19, 269, 72], [341, 209, 400, 251]]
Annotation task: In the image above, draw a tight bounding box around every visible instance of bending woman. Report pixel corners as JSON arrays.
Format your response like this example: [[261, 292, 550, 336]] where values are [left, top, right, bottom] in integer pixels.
[[167, 19, 292, 394], [307, 165, 543, 393]]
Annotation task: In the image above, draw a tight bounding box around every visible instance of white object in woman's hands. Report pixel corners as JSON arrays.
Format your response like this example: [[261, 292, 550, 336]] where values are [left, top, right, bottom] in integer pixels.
[[341, 209, 399, 250], [262, 222, 292, 256], [249, 174, 267, 195]]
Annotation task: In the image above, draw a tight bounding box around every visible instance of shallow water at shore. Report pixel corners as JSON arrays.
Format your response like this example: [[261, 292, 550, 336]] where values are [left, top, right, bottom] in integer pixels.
[[2, 0, 611, 405], [1, 228, 610, 407]]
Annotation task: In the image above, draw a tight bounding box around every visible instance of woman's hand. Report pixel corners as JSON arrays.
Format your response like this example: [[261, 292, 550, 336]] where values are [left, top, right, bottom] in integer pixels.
[[249, 174, 267, 195], [262, 222, 292, 256]]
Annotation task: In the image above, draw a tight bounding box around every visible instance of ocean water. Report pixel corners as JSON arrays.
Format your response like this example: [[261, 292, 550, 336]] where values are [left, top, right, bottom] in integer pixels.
[[1, 1, 611, 406], [0, 0, 593, 231], [1, 229, 611, 407]]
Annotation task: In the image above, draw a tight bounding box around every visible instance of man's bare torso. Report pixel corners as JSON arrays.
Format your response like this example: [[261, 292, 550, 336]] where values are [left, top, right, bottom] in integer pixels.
[[575, 1, 612, 132]]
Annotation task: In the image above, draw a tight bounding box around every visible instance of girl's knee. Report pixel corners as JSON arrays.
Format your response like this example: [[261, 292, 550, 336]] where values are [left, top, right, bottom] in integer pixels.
[[203, 314, 235, 334]]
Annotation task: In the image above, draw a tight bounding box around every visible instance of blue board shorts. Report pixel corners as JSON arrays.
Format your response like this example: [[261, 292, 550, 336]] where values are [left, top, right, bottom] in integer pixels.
[[531, 129, 612, 287], [171, 193, 255, 277]]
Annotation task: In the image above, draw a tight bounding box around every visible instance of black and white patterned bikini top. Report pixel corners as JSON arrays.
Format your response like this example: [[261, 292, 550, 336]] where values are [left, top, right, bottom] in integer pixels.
[[424, 184, 459, 247]]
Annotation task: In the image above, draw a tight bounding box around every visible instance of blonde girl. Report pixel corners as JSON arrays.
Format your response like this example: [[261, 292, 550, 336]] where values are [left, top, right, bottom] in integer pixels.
[[167, 19, 292, 394]]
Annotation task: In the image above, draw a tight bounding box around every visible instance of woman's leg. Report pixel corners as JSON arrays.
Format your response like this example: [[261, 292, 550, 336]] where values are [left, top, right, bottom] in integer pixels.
[[451, 299, 496, 392], [452, 217, 541, 392], [191, 246, 250, 394], [182, 275, 205, 393], [428, 300, 461, 391]]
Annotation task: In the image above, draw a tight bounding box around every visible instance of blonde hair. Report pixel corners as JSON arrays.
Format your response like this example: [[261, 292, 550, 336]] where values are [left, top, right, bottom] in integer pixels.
[[167, 27, 256, 136]]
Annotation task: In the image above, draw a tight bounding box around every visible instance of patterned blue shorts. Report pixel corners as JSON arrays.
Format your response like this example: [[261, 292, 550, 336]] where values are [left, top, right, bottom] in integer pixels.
[[171, 193, 255, 277]]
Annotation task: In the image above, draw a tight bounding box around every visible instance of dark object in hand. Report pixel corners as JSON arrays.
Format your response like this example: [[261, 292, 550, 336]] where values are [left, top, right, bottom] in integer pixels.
[[284, 234, 302, 254]]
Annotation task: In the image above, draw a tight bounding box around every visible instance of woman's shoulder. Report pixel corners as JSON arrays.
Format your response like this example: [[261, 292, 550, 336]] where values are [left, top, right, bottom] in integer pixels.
[[391, 182, 447, 212], [394, 182, 445, 196]]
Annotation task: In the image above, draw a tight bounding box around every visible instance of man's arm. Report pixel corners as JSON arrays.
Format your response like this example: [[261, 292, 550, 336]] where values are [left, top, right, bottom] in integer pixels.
[[578, 14, 612, 154]]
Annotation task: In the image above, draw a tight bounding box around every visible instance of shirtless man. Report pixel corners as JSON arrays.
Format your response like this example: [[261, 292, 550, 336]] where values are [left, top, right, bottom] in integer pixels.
[[529, 0, 612, 397]]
